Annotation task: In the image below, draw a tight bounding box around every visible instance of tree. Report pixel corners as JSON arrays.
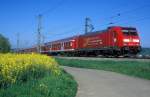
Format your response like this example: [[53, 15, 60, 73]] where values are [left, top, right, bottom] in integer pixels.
[[0, 34, 11, 53]]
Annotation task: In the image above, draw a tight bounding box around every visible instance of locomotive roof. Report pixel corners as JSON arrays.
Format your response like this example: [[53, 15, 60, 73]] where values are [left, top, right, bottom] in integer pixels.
[[82, 29, 107, 36]]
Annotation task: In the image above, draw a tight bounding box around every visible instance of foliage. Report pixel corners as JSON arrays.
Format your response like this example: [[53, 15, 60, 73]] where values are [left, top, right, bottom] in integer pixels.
[[0, 53, 60, 88], [140, 48, 150, 55], [0, 34, 11, 53], [0, 54, 77, 97], [56, 58, 150, 80], [0, 70, 77, 97]]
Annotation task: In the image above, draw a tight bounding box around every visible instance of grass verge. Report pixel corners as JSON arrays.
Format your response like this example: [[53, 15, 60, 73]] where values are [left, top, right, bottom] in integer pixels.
[[56, 58, 150, 80], [0, 70, 77, 97]]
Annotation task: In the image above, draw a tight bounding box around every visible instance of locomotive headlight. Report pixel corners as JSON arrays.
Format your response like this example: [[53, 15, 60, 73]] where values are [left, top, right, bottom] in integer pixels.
[[123, 39, 130, 42], [133, 39, 140, 42]]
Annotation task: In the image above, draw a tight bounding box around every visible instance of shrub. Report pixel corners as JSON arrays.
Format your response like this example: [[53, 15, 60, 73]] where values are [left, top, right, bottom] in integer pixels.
[[0, 53, 60, 88], [0, 34, 11, 53]]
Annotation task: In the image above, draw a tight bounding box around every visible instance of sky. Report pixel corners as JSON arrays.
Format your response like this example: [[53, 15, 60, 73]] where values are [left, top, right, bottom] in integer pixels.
[[0, 0, 150, 48]]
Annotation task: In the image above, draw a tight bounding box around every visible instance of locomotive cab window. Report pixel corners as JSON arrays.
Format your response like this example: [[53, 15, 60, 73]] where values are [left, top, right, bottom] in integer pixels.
[[122, 28, 138, 36]]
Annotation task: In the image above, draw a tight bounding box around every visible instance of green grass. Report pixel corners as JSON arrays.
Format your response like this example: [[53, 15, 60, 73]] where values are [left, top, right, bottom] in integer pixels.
[[0, 70, 77, 97], [56, 58, 150, 80]]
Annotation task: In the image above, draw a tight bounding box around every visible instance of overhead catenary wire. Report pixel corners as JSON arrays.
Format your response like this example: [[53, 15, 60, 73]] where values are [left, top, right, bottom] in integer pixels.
[[109, 4, 150, 19], [98, 4, 150, 27], [45, 26, 82, 39], [115, 16, 150, 25], [41, 0, 66, 16]]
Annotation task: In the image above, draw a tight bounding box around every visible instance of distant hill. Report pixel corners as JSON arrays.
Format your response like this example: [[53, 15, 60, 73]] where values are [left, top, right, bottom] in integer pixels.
[[140, 48, 150, 55]]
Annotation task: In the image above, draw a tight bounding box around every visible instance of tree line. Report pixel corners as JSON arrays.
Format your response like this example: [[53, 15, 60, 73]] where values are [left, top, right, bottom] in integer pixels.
[[0, 33, 11, 53]]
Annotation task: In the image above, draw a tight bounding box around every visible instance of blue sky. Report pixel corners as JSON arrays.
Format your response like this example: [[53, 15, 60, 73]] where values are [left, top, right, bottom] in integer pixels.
[[0, 0, 150, 48]]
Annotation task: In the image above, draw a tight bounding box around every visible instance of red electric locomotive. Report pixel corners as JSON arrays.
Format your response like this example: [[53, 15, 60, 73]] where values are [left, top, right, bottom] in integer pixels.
[[42, 26, 141, 56]]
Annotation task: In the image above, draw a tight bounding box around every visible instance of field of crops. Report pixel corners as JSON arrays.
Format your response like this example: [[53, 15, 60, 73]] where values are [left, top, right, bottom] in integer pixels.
[[0, 53, 77, 97], [0, 53, 60, 87]]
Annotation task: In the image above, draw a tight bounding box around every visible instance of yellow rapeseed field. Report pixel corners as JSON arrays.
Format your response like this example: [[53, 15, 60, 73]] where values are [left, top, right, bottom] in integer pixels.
[[0, 53, 60, 86]]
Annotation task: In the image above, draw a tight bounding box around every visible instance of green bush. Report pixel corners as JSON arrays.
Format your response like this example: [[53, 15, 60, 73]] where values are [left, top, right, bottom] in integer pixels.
[[0, 70, 77, 97], [0, 34, 11, 53], [0, 53, 60, 88]]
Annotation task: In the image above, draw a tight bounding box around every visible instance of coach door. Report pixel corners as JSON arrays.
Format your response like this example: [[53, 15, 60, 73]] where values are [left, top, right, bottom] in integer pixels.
[[61, 42, 64, 51], [113, 31, 118, 47]]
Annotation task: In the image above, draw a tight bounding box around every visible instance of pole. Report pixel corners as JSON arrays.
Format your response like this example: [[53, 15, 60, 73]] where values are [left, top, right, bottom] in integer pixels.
[[85, 17, 94, 34], [17, 32, 20, 53], [85, 17, 89, 34], [37, 14, 42, 53], [42, 35, 45, 46]]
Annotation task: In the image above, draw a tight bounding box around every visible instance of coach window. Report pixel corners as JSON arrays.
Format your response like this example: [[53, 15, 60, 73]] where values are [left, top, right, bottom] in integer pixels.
[[53, 44, 55, 49], [65, 42, 67, 47], [55, 44, 57, 48], [65, 42, 68, 47], [59, 44, 60, 48], [65, 43, 67, 47], [69, 42, 71, 47], [59, 44, 61, 48], [57, 44, 59, 48], [66, 42, 69, 47], [66, 42, 68, 47], [64, 42, 66, 47], [70, 42, 73, 46]]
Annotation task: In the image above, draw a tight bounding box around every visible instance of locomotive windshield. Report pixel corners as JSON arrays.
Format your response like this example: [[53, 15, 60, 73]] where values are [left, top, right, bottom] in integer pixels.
[[122, 27, 138, 36]]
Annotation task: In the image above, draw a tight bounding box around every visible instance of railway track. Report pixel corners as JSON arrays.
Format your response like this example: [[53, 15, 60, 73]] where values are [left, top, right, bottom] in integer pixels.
[[55, 56, 150, 62]]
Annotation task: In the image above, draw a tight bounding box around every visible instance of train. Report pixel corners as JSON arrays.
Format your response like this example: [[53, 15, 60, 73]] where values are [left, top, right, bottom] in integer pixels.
[[19, 26, 142, 57]]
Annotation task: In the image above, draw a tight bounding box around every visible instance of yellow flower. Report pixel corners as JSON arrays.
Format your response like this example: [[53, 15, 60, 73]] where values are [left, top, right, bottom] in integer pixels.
[[0, 53, 61, 84]]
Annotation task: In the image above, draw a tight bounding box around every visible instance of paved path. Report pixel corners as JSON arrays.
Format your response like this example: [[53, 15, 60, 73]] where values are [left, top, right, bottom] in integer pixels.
[[63, 66, 150, 97]]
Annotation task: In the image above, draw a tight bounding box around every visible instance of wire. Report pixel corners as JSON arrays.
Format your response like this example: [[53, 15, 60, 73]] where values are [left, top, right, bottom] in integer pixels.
[[46, 26, 81, 38], [108, 16, 150, 26], [41, 0, 66, 16], [120, 17, 150, 24], [44, 27, 82, 42], [98, 4, 150, 27], [109, 4, 150, 19], [95, 16, 150, 31]]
